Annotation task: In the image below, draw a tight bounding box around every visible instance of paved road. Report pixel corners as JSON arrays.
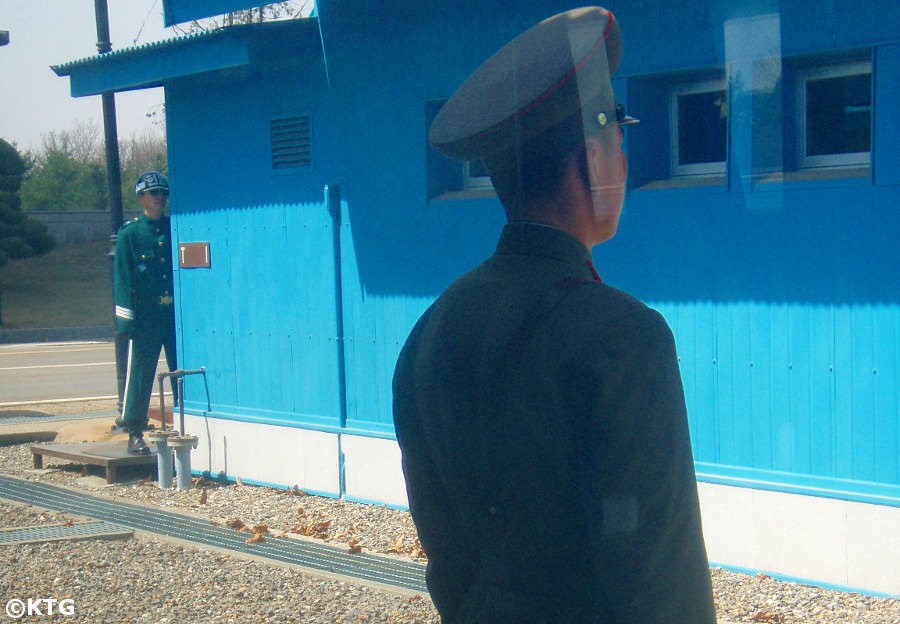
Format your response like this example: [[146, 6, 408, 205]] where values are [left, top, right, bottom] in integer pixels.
[[0, 341, 119, 404]]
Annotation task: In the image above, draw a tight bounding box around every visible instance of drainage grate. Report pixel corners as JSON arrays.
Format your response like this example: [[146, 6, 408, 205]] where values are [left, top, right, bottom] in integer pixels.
[[0, 476, 427, 593], [0, 520, 132, 545], [0, 410, 118, 425]]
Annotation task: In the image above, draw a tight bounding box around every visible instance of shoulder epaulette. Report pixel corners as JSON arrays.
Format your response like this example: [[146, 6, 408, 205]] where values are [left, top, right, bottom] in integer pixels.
[[118, 217, 140, 232]]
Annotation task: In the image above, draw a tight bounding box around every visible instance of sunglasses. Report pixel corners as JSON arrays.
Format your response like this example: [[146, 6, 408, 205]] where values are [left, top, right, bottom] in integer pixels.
[[147, 189, 169, 197]]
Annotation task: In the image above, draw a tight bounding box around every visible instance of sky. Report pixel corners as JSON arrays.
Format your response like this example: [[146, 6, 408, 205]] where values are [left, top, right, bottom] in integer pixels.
[[1, 0, 176, 153]]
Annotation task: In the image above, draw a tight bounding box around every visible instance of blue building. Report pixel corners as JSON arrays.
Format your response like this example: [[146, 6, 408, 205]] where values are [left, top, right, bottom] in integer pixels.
[[54, 0, 900, 595]]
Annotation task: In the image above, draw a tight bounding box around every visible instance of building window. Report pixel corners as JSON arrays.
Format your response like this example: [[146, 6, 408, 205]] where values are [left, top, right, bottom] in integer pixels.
[[464, 159, 493, 190], [671, 79, 728, 176], [271, 116, 312, 169], [798, 60, 871, 169]]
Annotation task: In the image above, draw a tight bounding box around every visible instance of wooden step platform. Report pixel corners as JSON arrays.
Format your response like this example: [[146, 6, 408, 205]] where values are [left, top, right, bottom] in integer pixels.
[[31, 441, 157, 484]]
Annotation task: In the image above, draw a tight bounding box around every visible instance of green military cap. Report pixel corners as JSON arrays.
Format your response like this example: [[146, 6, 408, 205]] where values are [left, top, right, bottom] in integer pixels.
[[430, 6, 637, 162]]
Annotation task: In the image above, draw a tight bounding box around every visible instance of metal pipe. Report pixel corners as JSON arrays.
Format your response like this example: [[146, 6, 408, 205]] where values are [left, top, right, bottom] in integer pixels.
[[157, 368, 206, 435], [177, 377, 185, 435], [157, 372, 167, 431], [148, 431, 176, 488], [169, 436, 198, 491], [327, 184, 349, 501], [154, 368, 205, 489]]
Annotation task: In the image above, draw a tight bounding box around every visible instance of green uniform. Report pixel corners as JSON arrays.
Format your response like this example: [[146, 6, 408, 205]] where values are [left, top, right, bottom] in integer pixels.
[[113, 214, 177, 432]]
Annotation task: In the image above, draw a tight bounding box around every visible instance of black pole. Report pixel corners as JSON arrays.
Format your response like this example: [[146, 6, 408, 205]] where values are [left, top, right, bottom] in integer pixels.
[[94, 0, 128, 414]]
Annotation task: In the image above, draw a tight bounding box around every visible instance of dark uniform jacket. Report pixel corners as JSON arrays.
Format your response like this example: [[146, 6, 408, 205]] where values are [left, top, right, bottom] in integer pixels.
[[393, 222, 716, 623], [113, 214, 175, 335]]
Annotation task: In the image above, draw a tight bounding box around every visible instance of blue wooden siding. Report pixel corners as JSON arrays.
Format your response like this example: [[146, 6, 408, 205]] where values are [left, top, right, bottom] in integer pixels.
[[599, 182, 899, 503], [152, 1, 900, 506], [166, 23, 345, 430]]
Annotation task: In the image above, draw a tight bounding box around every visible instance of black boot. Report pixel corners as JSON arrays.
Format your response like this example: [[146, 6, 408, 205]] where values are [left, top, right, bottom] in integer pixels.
[[127, 431, 150, 455], [117, 418, 150, 432]]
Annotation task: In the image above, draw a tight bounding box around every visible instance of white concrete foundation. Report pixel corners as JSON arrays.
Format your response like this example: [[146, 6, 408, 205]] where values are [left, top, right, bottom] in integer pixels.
[[185, 414, 342, 496], [698, 482, 900, 596], [180, 414, 900, 596], [340, 434, 408, 507]]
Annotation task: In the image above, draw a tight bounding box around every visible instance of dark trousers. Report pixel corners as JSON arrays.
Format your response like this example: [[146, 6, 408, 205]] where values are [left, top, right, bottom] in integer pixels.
[[120, 311, 177, 432]]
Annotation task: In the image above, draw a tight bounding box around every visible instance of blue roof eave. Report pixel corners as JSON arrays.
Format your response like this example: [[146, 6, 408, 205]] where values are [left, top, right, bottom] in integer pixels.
[[162, 0, 273, 28], [52, 17, 329, 98], [51, 26, 254, 97]]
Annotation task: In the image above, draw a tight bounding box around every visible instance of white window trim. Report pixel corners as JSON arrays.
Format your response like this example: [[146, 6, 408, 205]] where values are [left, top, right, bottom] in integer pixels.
[[463, 160, 493, 190], [670, 78, 728, 177], [797, 60, 872, 169]]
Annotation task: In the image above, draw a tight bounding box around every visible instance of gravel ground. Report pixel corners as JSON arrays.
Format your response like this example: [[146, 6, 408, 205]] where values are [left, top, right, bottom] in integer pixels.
[[1, 402, 900, 623]]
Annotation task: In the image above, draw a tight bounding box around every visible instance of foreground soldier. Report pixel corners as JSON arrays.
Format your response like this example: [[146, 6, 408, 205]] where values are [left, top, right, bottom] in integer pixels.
[[114, 171, 177, 455], [393, 7, 716, 622]]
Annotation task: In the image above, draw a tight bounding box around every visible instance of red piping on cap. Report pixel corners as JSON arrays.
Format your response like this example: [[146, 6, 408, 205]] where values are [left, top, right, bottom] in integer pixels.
[[512, 10, 614, 124]]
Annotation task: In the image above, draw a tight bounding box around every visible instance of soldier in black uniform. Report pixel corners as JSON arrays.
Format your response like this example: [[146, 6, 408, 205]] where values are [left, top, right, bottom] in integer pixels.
[[393, 8, 716, 623], [114, 171, 177, 455]]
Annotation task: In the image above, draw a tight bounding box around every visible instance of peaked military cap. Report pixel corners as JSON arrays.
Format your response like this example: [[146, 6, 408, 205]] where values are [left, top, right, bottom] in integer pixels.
[[135, 170, 169, 195], [430, 6, 636, 162]]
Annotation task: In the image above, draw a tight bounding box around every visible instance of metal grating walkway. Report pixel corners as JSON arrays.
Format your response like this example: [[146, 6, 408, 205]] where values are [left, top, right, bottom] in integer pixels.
[[0, 520, 132, 545], [0, 410, 118, 426], [0, 476, 427, 593]]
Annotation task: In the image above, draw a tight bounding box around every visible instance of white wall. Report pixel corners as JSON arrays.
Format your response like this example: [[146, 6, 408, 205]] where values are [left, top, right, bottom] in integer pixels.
[[698, 482, 900, 596]]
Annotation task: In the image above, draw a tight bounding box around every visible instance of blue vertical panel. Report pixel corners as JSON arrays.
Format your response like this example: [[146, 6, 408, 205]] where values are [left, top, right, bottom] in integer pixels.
[[172, 210, 238, 412], [833, 304, 854, 480], [769, 304, 794, 472], [727, 303, 755, 467], [713, 303, 735, 466], [808, 305, 836, 477], [850, 304, 876, 482], [671, 302, 718, 462], [873, 304, 899, 484], [695, 303, 719, 463], [788, 304, 812, 475], [831, 196, 855, 481], [749, 303, 773, 470], [228, 204, 292, 416], [284, 203, 341, 426]]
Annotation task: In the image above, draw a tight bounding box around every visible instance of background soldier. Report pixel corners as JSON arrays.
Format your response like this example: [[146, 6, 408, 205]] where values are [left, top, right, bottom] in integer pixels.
[[114, 171, 177, 455], [393, 7, 716, 622]]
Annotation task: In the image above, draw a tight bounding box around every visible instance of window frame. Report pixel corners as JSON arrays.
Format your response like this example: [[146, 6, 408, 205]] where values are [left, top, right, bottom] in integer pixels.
[[670, 77, 728, 177], [797, 60, 872, 170], [463, 159, 493, 190]]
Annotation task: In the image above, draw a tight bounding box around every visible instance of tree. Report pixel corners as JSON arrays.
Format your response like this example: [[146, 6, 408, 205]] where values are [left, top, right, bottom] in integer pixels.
[[20, 121, 108, 212], [0, 138, 55, 324], [119, 128, 168, 211], [19, 121, 168, 215], [173, 1, 310, 34]]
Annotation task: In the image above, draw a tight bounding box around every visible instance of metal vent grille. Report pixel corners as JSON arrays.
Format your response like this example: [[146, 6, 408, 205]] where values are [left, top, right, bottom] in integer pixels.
[[271, 116, 312, 168], [0, 521, 132, 545]]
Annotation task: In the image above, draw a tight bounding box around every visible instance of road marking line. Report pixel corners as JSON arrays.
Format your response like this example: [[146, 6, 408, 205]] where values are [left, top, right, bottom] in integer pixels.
[[0, 347, 110, 356], [0, 342, 110, 351], [0, 362, 115, 371], [0, 395, 119, 407]]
